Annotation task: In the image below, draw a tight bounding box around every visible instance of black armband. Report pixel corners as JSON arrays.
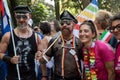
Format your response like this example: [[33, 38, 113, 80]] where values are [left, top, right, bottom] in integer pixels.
[[2, 55, 11, 63]]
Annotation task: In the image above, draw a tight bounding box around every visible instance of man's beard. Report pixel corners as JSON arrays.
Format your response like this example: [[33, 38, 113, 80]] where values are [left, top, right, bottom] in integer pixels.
[[18, 23, 27, 29], [62, 28, 72, 36]]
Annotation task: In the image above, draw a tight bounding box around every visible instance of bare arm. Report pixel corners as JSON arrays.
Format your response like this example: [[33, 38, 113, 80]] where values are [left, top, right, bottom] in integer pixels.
[[0, 32, 20, 64], [105, 61, 115, 80], [0, 32, 10, 59], [36, 34, 48, 80]]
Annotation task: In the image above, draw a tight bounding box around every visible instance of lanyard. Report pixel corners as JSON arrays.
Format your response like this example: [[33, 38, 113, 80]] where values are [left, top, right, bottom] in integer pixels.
[[61, 35, 81, 78]]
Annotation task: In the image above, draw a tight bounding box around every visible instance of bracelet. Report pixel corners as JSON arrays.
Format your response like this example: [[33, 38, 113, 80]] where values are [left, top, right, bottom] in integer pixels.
[[2, 55, 11, 63]]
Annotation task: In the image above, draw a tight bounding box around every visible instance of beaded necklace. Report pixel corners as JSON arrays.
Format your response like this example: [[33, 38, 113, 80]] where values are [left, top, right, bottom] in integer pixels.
[[83, 42, 97, 80]]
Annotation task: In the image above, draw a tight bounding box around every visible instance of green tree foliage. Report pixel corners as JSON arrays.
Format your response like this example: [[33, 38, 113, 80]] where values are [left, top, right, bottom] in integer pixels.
[[31, 3, 49, 25], [9, 0, 120, 25]]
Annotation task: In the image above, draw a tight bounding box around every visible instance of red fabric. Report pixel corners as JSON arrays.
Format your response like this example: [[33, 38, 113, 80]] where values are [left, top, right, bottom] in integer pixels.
[[0, 0, 5, 16]]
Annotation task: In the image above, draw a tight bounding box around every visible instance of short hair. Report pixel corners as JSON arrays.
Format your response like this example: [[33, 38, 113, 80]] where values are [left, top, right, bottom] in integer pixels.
[[96, 9, 112, 29], [39, 21, 51, 35], [52, 20, 61, 32], [110, 12, 120, 24], [34, 26, 39, 31]]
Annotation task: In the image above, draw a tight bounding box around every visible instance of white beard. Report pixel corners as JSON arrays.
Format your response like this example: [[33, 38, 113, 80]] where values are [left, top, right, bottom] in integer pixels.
[[18, 23, 27, 29]]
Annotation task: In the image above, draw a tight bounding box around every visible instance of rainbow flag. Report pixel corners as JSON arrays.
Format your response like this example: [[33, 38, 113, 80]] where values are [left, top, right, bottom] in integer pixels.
[[73, 0, 98, 38], [76, 0, 98, 24]]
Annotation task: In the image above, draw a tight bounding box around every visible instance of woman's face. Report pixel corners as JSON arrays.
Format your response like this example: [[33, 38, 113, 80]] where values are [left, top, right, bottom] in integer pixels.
[[79, 24, 95, 46], [50, 21, 55, 32], [111, 20, 120, 40]]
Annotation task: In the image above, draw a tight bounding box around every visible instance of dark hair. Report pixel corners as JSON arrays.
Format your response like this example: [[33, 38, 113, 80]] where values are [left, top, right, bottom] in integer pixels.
[[110, 12, 120, 26], [52, 20, 61, 32], [39, 21, 51, 35], [80, 20, 98, 39]]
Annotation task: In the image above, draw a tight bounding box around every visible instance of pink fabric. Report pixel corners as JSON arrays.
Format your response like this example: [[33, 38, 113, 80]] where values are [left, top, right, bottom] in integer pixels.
[[114, 42, 120, 80], [95, 40, 115, 80]]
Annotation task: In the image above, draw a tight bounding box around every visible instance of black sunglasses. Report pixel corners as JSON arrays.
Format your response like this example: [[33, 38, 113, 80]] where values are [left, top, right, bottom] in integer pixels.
[[60, 20, 72, 25], [109, 24, 120, 32], [16, 14, 27, 20]]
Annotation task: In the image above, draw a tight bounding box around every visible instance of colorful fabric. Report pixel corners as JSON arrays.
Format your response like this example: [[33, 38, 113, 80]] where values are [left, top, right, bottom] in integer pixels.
[[0, 0, 12, 79], [99, 30, 112, 42], [73, 0, 98, 38], [0, 0, 12, 35], [76, 0, 98, 25], [82, 40, 115, 80]]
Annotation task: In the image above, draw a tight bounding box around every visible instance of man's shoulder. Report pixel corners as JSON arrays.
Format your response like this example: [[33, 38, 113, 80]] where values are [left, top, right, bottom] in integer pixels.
[[0, 32, 11, 44]]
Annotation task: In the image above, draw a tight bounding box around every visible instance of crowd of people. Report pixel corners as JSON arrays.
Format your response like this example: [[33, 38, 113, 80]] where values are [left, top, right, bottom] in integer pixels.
[[0, 4, 120, 80]]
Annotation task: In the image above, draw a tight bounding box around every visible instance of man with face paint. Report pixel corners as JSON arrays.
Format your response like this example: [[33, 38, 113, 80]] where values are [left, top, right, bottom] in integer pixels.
[[37, 10, 83, 80], [0, 5, 43, 80]]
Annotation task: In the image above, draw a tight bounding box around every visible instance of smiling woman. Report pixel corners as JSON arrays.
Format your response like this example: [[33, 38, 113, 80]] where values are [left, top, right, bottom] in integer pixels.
[[79, 20, 115, 80]]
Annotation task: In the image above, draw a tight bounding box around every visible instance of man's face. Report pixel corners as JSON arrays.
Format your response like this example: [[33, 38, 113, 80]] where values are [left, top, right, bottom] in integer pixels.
[[60, 19, 74, 36], [15, 13, 30, 29]]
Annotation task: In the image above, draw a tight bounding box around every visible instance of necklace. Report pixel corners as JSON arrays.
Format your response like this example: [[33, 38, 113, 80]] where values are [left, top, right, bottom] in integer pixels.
[[83, 42, 97, 80], [17, 28, 30, 41]]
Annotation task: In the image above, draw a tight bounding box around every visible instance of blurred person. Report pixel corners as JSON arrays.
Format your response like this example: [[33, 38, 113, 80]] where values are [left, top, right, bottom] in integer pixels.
[[37, 10, 83, 80], [39, 21, 52, 48], [0, 5, 43, 80], [39, 21, 54, 80], [28, 18, 33, 28], [34, 26, 44, 39], [49, 19, 61, 79], [79, 20, 115, 80], [50, 20, 61, 36], [94, 9, 117, 48], [109, 12, 120, 80], [33, 26, 44, 80]]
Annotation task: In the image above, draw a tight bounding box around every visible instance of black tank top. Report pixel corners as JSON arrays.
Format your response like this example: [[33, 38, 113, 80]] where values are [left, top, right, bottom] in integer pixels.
[[7, 31, 37, 80]]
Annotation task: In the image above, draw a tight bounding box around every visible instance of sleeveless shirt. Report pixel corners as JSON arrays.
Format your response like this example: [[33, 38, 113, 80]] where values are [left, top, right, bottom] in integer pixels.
[[7, 31, 37, 80]]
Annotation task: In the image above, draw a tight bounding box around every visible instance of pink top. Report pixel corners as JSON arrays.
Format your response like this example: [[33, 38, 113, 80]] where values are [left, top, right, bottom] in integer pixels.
[[114, 42, 120, 80], [94, 40, 115, 80]]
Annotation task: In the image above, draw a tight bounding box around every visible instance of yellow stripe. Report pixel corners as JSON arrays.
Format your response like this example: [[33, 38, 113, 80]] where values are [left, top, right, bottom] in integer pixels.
[[61, 35, 65, 77], [81, 11, 96, 20]]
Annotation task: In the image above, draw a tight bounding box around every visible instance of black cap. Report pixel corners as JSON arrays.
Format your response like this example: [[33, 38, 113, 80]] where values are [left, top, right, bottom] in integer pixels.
[[60, 10, 78, 24], [14, 5, 32, 13]]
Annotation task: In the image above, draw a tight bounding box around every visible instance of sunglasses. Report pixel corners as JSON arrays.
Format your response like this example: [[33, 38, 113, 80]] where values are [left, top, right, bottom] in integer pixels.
[[60, 20, 72, 25], [16, 14, 27, 20], [109, 24, 120, 32]]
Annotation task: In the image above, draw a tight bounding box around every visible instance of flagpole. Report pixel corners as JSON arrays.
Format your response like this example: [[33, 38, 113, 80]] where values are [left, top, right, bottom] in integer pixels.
[[3, 0, 21, 80], [9, 18, 21, 80]]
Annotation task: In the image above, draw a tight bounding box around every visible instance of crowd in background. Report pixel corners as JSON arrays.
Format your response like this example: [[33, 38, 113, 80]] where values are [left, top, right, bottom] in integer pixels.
[[0, 5, 120, 80]]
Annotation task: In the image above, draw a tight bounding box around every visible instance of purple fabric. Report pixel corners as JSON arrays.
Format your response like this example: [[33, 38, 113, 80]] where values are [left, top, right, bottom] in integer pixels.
[[114, 42, 120, 80], [95, 40, 115, 80]]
